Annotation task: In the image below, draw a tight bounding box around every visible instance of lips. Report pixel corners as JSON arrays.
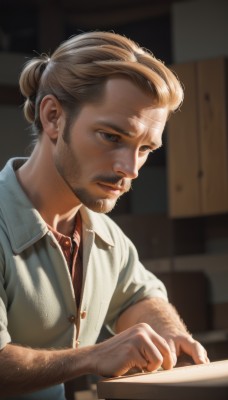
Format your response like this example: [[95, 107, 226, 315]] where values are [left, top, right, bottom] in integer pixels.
[[97, 182, 123, 192], [95, 177, 131, 194], [101, 183, 123, 191]]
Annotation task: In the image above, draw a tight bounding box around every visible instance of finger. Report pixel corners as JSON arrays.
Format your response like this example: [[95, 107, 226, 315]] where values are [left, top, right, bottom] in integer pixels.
[[142, 340, 164, 372], [180, 339, 209, 365], [165, 338, 177, 367], [147, 331, 174, 370], [170, 336, 209, 365], [191, 341, 209, 364]]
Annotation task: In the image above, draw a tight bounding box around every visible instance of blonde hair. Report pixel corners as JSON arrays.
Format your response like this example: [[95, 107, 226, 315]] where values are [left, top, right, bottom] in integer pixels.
[[19, 31, 183, 135]]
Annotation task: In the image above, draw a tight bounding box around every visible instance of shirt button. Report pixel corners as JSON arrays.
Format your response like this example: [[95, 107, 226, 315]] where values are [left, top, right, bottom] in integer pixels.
[[64, 239, 71, 247], [80, 310, 87, 319], [68, 315, 76, 323]]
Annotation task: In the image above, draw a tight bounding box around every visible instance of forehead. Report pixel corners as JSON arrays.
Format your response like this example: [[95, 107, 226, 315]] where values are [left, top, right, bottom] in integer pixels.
[[99, 76, 157, 113], [88, 77, 168, 128], [85, 76, 168, 117]]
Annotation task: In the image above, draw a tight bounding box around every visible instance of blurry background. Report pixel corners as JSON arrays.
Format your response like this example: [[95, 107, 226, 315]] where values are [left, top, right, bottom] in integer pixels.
[[1, 0, 228, 379]]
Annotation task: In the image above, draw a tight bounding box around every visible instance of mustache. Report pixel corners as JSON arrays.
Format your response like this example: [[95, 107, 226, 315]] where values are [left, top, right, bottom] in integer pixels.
[[94, 175, 132, 191]]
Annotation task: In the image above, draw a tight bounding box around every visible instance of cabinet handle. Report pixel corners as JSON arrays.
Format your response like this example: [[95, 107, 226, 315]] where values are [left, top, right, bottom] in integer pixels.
[[204, 92, 210, 102], [198, 170, 204, 179], [175, 184, 183, 192]]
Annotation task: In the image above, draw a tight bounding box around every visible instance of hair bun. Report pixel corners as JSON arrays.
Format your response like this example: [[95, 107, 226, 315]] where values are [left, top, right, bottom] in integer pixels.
[[19, 54, 50, 123]]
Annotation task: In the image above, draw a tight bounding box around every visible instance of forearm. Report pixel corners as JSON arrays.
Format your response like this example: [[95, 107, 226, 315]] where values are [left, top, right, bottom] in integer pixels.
[[116, 297, 188, 337], [0, 343, 93, 396]]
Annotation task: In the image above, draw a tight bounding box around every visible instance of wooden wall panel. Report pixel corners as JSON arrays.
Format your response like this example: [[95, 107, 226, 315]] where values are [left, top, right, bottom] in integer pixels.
[[167, 62, 201, 217], [198, 58, 228, 215]]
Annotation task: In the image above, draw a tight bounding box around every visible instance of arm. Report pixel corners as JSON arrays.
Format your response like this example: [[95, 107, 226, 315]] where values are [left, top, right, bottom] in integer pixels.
[[1, 322, 178, 396], [0, 343, 91, 396], [115, 297, 209, 367]]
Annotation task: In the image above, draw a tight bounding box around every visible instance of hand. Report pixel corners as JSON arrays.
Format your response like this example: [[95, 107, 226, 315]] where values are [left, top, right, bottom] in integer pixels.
[[89, 323, 175, 377], [164, 332, 209, 367]]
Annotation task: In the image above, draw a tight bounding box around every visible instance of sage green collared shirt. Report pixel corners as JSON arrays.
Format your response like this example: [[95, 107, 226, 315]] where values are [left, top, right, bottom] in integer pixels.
[[0, 159, 167, 400]]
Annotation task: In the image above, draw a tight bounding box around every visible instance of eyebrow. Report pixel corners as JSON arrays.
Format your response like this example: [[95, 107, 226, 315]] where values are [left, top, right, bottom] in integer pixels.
[[97, 120, 162, 148], [99, 121, 132, 137]]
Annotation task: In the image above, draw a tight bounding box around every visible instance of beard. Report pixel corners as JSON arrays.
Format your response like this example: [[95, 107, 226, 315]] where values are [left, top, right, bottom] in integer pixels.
[[70, 174, 131, 213], [54, 139, 131, 214], [70, 186, 120, 213], [59, 175, 131, 214]]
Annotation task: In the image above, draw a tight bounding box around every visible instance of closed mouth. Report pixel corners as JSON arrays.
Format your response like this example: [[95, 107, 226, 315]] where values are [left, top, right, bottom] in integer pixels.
[[97, 182, 124, 193]]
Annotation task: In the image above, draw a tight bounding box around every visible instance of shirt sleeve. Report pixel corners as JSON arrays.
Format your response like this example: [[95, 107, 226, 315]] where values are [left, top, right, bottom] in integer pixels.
[[0, 247, 11, 350], [103, 223, 168, 334]]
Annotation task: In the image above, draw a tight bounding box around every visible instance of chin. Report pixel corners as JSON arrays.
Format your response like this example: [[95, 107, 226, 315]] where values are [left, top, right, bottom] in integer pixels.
[[86, 198, 117, 214], [73, 187, 119, 214]]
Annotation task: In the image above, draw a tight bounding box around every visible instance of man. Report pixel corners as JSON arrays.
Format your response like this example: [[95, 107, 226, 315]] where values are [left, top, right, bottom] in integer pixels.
[[0, 31, 208, 400]]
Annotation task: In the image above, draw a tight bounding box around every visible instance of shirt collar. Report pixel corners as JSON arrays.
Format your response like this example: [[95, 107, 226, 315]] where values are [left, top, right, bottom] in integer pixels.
[[80, 207, 114, 247], [0, 158, 114, 253], [0, 158, 48, 253]]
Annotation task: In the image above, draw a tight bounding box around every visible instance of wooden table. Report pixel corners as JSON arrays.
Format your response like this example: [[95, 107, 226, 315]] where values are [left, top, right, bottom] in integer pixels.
[[97, 359, 228, 400]]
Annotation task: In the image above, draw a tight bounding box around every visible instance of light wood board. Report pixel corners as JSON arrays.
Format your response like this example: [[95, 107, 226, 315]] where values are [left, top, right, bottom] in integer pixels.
[[97, 359, 228, 400]]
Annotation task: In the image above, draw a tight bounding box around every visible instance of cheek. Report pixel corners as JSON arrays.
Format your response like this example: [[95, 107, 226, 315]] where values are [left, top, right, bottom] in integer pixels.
[[73, 139, 113, 167], [71, 134, 102, 158], [138, 156, 149, 170], [71, 143, 112, 173]]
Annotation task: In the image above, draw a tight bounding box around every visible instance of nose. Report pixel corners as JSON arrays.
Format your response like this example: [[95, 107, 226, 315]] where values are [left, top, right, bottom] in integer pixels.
[[113, 151, 139, 179]]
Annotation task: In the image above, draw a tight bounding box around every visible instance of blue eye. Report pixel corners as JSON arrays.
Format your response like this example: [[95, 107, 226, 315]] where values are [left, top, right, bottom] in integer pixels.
[[100, 132, 120, 143], [139, 146, 153, 154]]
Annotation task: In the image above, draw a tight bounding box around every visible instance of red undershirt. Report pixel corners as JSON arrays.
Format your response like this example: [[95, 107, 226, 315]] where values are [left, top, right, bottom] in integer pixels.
[[48, 213, 83, 308]]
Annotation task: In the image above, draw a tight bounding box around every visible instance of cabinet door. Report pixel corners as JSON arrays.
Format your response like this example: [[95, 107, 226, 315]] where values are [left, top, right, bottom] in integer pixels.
[[167, 62, 201, 217], [198, 58, 228, 215]]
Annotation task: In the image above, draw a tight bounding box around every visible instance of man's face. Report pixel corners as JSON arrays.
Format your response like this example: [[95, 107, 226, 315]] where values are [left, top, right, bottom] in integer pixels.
[[54, 77, 168, 213]]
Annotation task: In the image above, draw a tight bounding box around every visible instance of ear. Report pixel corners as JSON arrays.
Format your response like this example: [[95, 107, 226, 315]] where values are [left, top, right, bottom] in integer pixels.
[[39, 95, 65, 141]]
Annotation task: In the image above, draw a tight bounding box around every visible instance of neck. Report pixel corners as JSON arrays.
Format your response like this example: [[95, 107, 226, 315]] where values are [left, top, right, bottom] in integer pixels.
[[16, 140, 81, 236]]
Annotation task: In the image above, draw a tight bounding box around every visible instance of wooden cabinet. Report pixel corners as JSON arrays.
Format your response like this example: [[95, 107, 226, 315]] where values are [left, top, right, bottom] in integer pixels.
[[167, 57, 228, 218]]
